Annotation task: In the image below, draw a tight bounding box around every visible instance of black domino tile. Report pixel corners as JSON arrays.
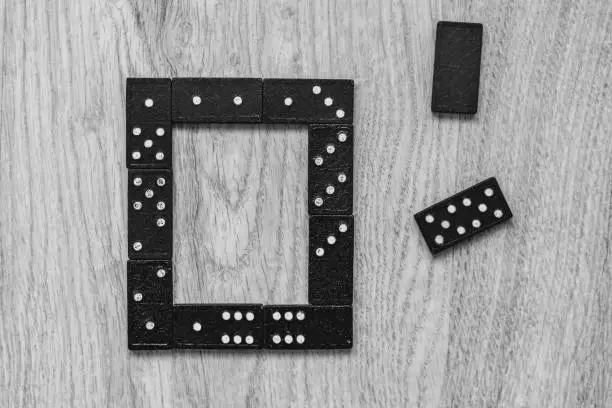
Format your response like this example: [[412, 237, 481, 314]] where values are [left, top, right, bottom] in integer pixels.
[[128, 304, 173, 350], [263, 79, 354, 124], [308, 124, 353, 215], [263, 305, 352, 349], [127, 261, 172, 305], [126, 123, 172, 168], [171, 78, 263, 123], [414, 177, 513, 254], [308, 216, 353, 305], [431, 21, 483, 114], [126, 78, 172, 122], [173, 304, 263, 349], [128, 169, 172, 260]]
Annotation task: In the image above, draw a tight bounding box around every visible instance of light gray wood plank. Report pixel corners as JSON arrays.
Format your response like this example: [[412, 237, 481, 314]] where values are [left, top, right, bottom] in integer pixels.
[[0, 0, 610, 407]]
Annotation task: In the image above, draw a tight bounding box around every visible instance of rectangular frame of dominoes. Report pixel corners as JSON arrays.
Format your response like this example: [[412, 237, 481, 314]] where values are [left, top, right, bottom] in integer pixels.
[[126, 78, 354, 350]]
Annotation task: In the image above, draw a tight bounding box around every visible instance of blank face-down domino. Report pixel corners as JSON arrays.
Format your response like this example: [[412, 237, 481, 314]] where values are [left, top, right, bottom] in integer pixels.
[[173, 304, 263, 349], [128, 169, 172, 259], [431, 21, 483, 114], [171, 78, 263, 123], [308, 124, 353, 215], [263, 79, 354, 123], [126, 123, 172, 168], [263, 305, 352, 349], [414, 177, 513, 254], [309, 216, 353, 305]]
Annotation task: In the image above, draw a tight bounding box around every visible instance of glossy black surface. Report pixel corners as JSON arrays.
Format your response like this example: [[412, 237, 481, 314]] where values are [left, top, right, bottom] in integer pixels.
[[125, 122, 172, 168], [126, 78, 172, 122], [128, 304, 173, 350], [127, 260, 172, 305]]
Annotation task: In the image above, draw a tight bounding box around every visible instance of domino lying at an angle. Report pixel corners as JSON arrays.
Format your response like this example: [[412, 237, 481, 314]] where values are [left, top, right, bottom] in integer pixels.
[[308, 125, 353, 215], [309, 216, 353, 305], [263, 79, 354, 123], [128, 169, 173, 259], [263, 305, 352, 349], [415, 177, 513, 254], [172, 78, 263, 123], [173, 304, 263, 349]]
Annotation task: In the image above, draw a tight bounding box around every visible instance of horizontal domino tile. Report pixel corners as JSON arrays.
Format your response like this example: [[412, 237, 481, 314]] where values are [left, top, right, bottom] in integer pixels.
[[173, 304, 263, 349], [414, 177, 513, 254], [263, 79, 354, 124]]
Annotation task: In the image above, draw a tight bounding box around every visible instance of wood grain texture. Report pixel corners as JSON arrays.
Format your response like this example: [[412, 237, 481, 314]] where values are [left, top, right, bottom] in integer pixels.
[[0, 0, 610, 407]]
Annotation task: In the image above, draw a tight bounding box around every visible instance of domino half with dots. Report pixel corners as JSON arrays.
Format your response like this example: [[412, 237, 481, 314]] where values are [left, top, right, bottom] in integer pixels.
[[171, 78, 263, 123], [128, 261, 172, 305], [263, 305, 353, 349], [415, 177, 513, 254]]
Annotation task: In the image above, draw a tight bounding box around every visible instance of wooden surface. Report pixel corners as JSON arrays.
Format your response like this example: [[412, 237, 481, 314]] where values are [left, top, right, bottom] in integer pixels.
[[0, 1, 610, 407]]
